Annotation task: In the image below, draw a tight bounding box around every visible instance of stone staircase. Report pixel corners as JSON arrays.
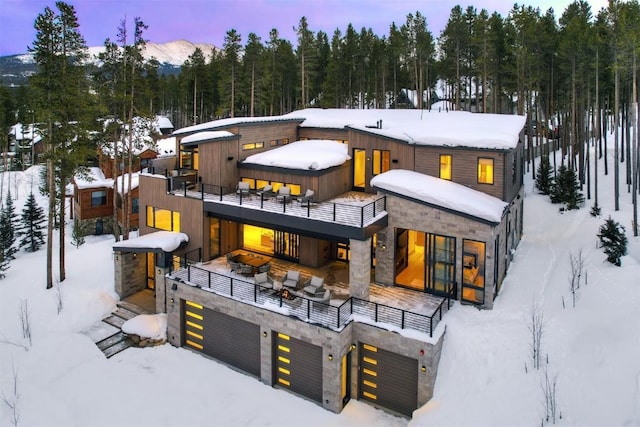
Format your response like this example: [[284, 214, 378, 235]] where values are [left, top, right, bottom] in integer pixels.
[[86, 300, 151, 359]]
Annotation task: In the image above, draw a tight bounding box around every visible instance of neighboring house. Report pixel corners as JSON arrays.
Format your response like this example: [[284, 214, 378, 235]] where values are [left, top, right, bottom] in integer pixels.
[[115, 173, 140, 231], [112, 108, 525, 417], [72, 167, 114, 235], [8, 123, 43, 165]]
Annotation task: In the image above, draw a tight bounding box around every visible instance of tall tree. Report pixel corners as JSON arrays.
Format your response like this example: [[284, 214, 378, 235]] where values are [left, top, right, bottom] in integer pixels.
[[29, 2, 92, 288], [222, 29, 242, 118]]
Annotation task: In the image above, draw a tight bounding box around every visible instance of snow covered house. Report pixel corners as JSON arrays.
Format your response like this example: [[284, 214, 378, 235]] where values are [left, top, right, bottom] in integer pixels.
[[112, 108, 525, 417], [72, 167, 114, 235]]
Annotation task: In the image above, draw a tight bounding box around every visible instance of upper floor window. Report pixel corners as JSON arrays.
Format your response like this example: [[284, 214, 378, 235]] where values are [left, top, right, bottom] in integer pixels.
[[269, 138, 289, 147], [372, 149, 390, 175], [478, 158, 494, 184], [91, 190, 107, 207], [146, 206, 180, 232], [242, 142, 264, 151], [440, 155, 452, 180], [180, 148, 199, 170], [132, 197, 139, 214]]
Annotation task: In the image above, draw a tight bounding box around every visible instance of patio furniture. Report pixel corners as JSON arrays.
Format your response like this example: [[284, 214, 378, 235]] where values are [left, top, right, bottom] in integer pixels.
[[303, 275, 325, 297], [229, 260, 243, 274], [307, 289, 331, 304], [257, 262, 271, 273], [254, 272, 274, 289], [276, 186, 291, 204], [297, 189, 315, 207], [234, 253, 271, 271], [236, 181, 251, 197], [239, 264, 254, 276], [282, 270, 300, 289], [257, 184, 275, 199]]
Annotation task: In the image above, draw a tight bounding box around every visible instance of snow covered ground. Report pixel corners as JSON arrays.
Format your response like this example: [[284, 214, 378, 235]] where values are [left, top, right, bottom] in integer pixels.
[[1, 142, 639, 426]]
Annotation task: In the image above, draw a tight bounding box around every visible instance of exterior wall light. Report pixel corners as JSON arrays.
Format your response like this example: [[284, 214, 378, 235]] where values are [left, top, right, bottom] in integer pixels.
[[328, 354, 333, 361], [171, 283, 178, 291], [263, 331, 268, 338], [421, 366, 427, 373], [419, 349, 424, 356], [349, 344, 356, 351]]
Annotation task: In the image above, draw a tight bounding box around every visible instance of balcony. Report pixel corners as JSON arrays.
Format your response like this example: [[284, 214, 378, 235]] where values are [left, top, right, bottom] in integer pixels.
[[169, 253, 452, 339]]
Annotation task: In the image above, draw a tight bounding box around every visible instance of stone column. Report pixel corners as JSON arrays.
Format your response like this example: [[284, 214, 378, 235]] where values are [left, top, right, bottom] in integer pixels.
[[155, 265, 171, 314], [349, 237, 371, 299]]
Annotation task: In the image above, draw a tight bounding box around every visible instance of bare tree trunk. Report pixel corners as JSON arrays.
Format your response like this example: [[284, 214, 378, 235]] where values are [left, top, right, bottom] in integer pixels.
[[46, 127, 54, 289], [632, 53, 638, 236], [58, 171, 66, 281]]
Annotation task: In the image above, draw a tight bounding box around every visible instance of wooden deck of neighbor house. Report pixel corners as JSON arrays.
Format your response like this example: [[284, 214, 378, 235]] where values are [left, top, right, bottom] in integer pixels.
[[170, 251, 452, 338]]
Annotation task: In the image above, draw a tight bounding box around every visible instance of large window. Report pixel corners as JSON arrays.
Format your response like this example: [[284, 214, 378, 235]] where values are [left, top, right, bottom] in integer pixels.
[[477, 158, 494, 184], [209, 218, 220, 259], [146, 206, 180, 232], [91, 190, 107, 207], [372, 149, 390, 176], [180, 148, 199, 170], [132, 197, 139, 214], [440, 155, 452, 180], [242, 141, 264, 151], [461, 239, 486, 304]]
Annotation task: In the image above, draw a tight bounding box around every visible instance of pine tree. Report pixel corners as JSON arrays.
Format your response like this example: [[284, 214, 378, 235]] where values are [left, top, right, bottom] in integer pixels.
[[71, 218, 85, 248], [0, 191, 18, 262], [550, 165, 584, 209], [18, 192, 46, 253], [597, 216, 628, 266], [535, 156, 554, 195]]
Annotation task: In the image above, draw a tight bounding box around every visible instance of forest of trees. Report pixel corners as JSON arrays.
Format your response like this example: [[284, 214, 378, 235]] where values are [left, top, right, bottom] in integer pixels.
[[0, 0, 638, 287]]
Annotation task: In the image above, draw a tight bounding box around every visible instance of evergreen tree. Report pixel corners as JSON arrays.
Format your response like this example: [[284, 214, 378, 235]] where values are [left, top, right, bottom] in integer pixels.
[[18, 192, 46, 253], [0, 191, 19, 262], [550, 164, 584, 209], [71, 218, 86, 248], [535, 156, 554, 195], [597, 216, 628, 266]]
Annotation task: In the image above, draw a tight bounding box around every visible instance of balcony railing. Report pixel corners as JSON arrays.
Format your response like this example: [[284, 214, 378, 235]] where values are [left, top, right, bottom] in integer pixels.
[[170, 263, 451, 338], [172, 183, 386, 229]]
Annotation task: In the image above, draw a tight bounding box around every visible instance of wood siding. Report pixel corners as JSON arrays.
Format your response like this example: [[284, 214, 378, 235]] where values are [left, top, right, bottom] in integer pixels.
[[299, 128, 348, 142], [138, 174, 204, 255], [348, 131, 415, 193], [74, 186, 113, 220], [414, 146, 506, 200]]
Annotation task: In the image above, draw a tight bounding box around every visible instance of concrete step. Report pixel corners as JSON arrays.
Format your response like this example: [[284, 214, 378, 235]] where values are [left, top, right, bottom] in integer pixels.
[[96, 331, 128, 351], [117, 300, 151, 315], [102, 314, 126, 329], [102, 337, 134, 359]]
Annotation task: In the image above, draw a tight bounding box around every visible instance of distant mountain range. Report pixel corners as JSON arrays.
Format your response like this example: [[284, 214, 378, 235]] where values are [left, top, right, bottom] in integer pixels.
[[0, 40, 216, 87]]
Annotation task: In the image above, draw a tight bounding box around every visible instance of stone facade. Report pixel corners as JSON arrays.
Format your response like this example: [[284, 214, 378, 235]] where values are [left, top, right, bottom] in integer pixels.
[[164, 277, 443, 416], [114, 251, 147, 299], [374, 192, 511, 309], [348, 237, 371, 299]]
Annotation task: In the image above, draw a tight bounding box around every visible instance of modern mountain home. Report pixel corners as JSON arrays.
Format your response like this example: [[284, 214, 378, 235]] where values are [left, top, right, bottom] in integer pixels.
[[112, 108, 525, 417]]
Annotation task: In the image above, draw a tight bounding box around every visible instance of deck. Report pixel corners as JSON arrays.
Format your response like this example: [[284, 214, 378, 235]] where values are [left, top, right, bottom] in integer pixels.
[[170, 252, 452, 338]]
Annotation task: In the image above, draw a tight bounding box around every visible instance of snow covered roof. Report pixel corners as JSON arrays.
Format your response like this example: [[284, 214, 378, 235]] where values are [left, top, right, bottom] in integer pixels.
[[112, 231, 189, 253], [74, 167, 114, 190], [155, 136, 176, 158], [284, 108, 525, 150], [173, 109, 524, 150], [114, 173, 140, 195], [9, 123, 43, 144], [371, 169, 508, 224], [181, 131, 236, 145], [242, 140, 350, 171], [155, 115, 173, 130], [173, 116, 303, 136]]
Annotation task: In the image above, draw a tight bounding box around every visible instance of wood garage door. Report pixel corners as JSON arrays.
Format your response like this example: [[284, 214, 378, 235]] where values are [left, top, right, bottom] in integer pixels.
[[273, 332, 323, 403], [359, 343, 418, 417], [183, 300, 261, 377]]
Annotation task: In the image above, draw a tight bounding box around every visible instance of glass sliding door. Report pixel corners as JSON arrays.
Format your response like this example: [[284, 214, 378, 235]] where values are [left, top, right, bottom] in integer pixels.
[[461, 239, 486, 304], [426, 234, 455, 295]]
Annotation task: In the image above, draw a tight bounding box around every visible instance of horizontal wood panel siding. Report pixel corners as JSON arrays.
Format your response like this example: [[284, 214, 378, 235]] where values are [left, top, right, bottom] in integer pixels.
[[75, 187, 113, 220], [317, 163, 352, 200], [414, 146, 506, 200], [348, 131, 415, 193], [299, 128, 348, 142], [138, 174, 203, 254], [503, 141, 524, 202], [237, 122, 299, 161]]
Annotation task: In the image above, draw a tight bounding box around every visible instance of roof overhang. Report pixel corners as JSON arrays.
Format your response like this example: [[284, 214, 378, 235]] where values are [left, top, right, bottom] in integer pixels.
[[112, 231, 189, 253]]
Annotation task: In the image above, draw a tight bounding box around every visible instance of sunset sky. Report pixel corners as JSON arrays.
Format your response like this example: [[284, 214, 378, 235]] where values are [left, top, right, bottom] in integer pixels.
[[0, 0, 608, 56]]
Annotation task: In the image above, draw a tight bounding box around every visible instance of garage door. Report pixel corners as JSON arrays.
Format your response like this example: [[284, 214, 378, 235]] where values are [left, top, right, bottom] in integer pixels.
[[183, 300, 261, 377], [273, 332, 323, 403], [359, 343, 418, 416]]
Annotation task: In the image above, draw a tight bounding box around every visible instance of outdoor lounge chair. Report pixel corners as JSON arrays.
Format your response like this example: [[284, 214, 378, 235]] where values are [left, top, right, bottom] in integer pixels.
[[303, 275, 325, 298], [307, 289, 330, 304], [257, 262, 271, 273], [229, 261, 242, 274], [297, 189, 315, 207], [282, 270, 300, 289], [276, 186, 291, 203], [257, 184, 275, 199], [236, 181, 251, 197], [254, 272, 274, 289], [239, 264, 254, 276]]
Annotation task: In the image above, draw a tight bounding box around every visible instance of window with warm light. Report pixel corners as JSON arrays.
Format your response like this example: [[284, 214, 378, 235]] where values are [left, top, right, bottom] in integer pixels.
[[372, 149, 390, 175], [242, 142, 264, 151], [477, 158, 494, 184], [440, 155, 452, 180], [146, 206, 180, 232]]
